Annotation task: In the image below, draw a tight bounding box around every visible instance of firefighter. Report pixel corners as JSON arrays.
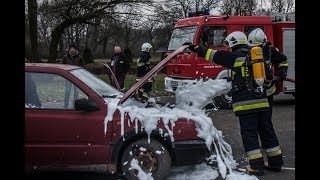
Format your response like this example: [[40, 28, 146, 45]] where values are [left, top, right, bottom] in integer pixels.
[[247, 28, 288, 108], [136, 42, 153, 102], [184, 31, 283, 176]]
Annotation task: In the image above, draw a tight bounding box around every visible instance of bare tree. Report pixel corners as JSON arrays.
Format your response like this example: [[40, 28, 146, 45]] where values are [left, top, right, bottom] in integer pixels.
[[270, 0, 294, 13], [28, 0, 41, 62], [219, 0, 258, 16], [270, 0, 285, 12], [44, 0, 151, 63]]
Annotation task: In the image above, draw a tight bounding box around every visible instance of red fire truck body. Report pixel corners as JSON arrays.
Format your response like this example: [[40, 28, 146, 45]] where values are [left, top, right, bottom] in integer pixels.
[[164, 15, 295, 108]]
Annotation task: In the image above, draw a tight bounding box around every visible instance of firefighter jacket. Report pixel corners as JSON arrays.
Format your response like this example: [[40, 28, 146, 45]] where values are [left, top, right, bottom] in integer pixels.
[[262, 42, 288, 96], [110, 52, 130, 75], [205, 47, 270, 115], [137, 52, 152, 78]]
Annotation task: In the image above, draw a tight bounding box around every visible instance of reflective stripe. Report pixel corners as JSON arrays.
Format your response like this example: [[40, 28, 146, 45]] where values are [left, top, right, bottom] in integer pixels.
[[208, 50, 217, 62], [119, 61, 124, 63], [234, 61, 244, 67], [241, 67, 249, 77], [233, 102, 269, 112], [267, 149, 282, 157], [248, 153, 263, 160], [136, 78, 141, 82], [247, 149, 261, 155], [279, 63, 288, 67], [147, 79, 154, 82], [205, 49, 213, 61], [265, 146, 280, 152], [233, 98, 268, 107], [137, 62, 145, 67], [247, 148, 262, 161], [232, 71, 236, 79], [266, 85, 276, 96]]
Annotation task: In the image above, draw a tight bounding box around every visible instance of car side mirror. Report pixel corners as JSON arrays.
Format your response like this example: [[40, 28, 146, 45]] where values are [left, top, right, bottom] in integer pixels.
[[74, 98, 99, 111]]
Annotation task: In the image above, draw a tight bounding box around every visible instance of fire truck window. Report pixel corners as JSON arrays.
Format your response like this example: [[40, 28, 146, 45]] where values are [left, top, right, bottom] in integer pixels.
[[199, 26, 210, 48], [244, 26, 264, 36], [210, 26, 227, 47]]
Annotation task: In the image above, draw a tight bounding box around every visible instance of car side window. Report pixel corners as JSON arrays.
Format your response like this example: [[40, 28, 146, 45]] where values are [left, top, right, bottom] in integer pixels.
[[25, 72, 88, 110]]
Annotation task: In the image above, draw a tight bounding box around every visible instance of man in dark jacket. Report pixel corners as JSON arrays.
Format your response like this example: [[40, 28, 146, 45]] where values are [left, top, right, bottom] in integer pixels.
[[110, 46, 129, 90], [62, 45, 85, 67], [185, 31, 283, 176], [62, 44, 84, 108]]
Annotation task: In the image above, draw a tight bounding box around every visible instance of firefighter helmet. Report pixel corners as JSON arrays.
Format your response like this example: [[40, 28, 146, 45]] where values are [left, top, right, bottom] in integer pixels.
[[247, 28, 267, 46], [141, 42, 152, 52], [224, 31, 248, 48]]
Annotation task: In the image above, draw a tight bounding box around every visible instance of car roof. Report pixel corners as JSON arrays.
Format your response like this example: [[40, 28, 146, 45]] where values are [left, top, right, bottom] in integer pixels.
[[25, 63, 81, 71]]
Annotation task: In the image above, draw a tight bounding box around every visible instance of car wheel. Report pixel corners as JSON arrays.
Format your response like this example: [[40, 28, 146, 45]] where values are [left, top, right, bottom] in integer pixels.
[[120, 138, 171, 180]]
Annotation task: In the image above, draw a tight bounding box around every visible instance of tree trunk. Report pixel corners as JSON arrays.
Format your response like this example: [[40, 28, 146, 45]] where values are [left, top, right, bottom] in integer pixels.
[[48, 21, 70, 63], [102, 37, 108, 58], [28, 0, 40, 63], [48, 8, 105, 63]]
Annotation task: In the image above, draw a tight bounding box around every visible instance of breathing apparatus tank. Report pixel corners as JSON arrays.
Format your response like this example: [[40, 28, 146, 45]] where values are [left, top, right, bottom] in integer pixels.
[[250, 46, 266, 89]]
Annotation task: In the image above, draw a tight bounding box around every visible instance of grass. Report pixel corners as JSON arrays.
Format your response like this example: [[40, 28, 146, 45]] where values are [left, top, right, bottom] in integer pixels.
[[97, 73, 171, 96]]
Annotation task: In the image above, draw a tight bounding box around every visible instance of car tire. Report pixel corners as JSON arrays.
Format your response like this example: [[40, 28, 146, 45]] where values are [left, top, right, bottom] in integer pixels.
[[120, 138, 171, 180]]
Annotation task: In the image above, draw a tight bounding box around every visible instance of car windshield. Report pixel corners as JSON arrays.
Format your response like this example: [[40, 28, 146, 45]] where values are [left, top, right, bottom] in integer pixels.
[[70, 68, 122, 98], [167, 26, 198, 51]]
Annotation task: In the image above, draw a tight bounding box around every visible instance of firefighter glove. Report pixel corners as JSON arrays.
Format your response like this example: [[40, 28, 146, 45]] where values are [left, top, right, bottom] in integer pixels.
[[183, 42, 208, 58]]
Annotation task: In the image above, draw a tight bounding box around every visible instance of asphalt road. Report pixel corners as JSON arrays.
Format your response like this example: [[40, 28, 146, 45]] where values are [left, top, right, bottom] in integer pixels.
[[208, 93, 295, 180], [26, 93, 295, 180]]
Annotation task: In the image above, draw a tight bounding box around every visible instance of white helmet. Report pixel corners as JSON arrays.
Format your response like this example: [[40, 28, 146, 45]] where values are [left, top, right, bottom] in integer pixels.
[[247, 28, 267, 46], [141, 42, 152, 52], [224, 31, 248, 48]]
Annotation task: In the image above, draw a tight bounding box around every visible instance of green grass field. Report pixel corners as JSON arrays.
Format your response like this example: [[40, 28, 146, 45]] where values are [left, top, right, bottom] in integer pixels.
[[97, 73, 171, 96]]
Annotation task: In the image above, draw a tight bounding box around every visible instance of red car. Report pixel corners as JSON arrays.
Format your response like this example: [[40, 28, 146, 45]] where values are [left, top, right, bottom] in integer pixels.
[[25, 50, 210, 179]]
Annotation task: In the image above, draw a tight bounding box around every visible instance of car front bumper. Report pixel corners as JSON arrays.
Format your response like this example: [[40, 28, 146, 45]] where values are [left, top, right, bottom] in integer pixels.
[[172, 139, 211, 166]]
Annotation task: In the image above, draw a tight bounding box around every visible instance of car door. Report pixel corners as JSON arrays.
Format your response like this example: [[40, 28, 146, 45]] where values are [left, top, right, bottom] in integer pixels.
[[25, 71, 111, 165]]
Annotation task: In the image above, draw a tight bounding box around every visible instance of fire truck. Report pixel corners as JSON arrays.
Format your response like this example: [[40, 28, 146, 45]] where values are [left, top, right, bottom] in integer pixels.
[[164, 13, 295, 108]]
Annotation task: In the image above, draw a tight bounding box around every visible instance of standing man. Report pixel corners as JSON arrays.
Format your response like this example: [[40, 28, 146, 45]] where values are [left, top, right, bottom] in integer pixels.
[[62, 44, 84, 108], [62, 44, 85, 67], [136, 42, 153, 102], [110, 46, 129, 91], [185, 31, 283, 176]]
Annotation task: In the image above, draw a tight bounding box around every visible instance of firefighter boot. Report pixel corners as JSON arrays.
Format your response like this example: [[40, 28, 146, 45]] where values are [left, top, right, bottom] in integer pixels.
[[264, 162, 281, 172], [246, 157, 264, 176], [265, 154, 283, 172]]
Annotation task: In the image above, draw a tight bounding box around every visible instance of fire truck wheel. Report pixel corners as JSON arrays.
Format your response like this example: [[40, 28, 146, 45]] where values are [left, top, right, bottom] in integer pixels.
[[120, 138, 171, 180]]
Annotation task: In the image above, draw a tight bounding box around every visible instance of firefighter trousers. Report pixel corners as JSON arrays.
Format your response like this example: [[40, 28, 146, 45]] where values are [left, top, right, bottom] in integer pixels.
[[238, 110, 283, 169]]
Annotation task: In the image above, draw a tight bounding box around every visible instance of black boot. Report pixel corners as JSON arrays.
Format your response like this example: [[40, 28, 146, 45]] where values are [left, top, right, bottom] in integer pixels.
[[246, 157, 264, 176], [265, 154, 283, 172]]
